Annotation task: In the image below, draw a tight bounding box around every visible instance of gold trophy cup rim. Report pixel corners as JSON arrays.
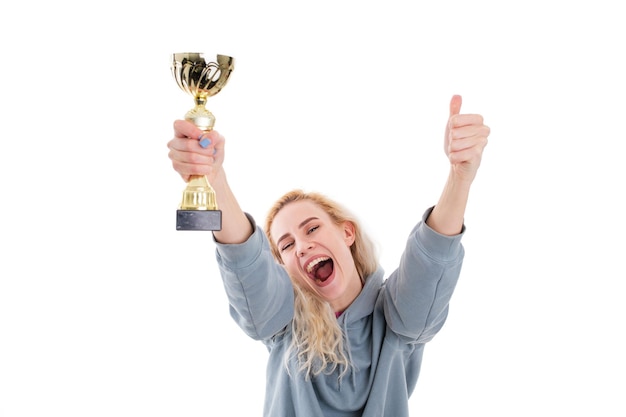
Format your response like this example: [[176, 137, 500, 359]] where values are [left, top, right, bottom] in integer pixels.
[[172, 52, 235, 69]]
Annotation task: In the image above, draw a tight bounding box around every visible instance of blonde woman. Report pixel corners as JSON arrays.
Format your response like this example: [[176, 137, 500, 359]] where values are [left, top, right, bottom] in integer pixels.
[[167, 95, 490, 416]]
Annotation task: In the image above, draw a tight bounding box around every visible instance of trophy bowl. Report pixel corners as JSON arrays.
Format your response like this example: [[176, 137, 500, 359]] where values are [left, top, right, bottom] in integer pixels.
[[171, 53, 235, 131]]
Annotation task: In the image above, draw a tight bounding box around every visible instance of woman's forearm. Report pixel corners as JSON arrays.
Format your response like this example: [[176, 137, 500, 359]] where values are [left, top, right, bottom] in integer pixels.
[[426, 171, 472, 236], [211, 168, 254, 244]]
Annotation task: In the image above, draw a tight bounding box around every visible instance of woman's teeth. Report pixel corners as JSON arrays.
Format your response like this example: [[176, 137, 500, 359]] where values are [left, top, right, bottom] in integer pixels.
[[306, 256, 330, 273]]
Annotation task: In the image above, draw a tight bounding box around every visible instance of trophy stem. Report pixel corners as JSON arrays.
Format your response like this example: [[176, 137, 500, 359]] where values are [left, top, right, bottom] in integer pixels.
[[185, 104, 215, 132], [195, 96, 207, 107]]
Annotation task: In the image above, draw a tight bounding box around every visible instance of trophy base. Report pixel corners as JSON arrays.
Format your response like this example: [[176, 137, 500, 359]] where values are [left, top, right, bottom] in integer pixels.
[[176, 209, 222, 231]]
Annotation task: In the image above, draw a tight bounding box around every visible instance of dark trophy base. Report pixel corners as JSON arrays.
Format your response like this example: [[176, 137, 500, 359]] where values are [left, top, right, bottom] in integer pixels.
[[176, 209, 222, 231]]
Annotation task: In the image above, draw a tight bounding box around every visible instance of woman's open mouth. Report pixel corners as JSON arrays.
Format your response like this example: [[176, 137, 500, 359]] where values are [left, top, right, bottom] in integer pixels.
[[306, 256, 334, 285]]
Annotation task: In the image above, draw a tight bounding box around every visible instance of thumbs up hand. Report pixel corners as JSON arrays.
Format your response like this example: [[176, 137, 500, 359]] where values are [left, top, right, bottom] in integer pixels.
[[443, 95, 490, 184]]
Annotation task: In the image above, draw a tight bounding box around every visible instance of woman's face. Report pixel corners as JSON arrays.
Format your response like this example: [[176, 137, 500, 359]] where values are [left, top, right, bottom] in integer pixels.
[[270, 200, 363, 313]]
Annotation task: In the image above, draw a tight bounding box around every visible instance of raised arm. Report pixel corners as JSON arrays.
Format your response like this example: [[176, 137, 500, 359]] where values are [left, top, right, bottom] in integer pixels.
[[167, 120, 253, 243], [427, 95, 490, 235]]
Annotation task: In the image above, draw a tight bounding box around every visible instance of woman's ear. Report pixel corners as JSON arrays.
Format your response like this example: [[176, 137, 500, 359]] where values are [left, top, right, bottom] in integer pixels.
[[343, 221, 356, 246]]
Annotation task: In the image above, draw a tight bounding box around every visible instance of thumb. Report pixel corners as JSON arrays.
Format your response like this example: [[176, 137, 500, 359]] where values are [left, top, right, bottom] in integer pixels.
[[449, 94, 462, 117]]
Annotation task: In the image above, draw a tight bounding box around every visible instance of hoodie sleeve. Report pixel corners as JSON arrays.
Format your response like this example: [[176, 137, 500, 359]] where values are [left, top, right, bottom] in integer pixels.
[[383, 206, 465, 343], [214, 213, 294, 341]]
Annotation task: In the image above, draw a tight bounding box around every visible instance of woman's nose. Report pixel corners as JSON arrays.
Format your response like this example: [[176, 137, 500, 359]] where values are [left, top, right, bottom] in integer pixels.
[[297, 241, 314, 257]]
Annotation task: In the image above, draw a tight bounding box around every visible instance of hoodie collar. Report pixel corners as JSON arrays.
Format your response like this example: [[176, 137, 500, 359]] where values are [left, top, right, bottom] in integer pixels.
[[337, 266, 384, 324]]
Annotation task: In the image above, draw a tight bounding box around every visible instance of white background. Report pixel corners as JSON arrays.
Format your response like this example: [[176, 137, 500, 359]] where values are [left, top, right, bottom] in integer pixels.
[[1, 1, 625, 416]]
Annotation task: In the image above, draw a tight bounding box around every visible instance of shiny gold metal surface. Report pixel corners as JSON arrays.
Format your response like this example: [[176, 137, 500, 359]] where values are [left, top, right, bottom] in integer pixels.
[[172, 53, 235, 131], [171, 52, 235, 230]]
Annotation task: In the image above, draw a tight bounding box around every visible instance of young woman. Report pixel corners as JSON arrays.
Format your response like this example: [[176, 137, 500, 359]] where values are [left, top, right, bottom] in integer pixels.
[[167, 95, 490, 416]]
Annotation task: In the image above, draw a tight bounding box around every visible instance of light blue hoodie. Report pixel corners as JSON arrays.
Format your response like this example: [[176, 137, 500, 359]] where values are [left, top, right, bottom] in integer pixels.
[[215, 207, 465, 416]]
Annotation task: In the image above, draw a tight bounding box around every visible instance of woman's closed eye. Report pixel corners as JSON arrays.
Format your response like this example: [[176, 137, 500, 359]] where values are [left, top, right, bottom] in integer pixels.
[[279, 225, 319, 252]]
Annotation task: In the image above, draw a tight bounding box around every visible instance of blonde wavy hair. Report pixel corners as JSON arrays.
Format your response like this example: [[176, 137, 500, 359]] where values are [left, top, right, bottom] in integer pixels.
[[264, 189, 378, 380]]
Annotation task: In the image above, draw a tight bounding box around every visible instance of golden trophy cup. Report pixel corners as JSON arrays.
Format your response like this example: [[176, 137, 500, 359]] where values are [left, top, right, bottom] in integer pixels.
[[171, 52, 235, 231]]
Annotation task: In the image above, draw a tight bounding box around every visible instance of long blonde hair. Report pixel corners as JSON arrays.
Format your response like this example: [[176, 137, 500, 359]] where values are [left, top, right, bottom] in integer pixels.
[[264, 190, 378, 379]]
